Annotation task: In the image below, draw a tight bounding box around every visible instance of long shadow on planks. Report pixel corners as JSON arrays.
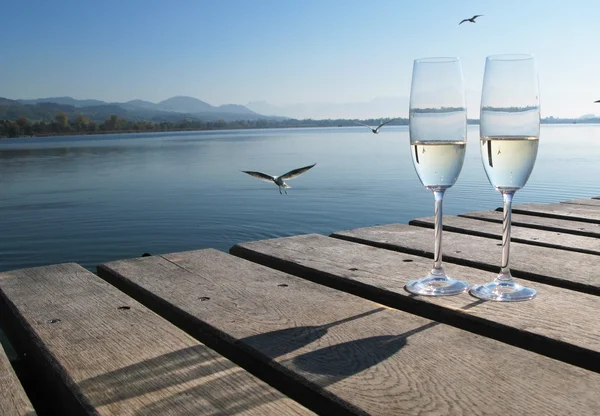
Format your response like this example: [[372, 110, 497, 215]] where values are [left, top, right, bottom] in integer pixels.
[[290, 321, 439, 385], [240, 308, 385, 359]]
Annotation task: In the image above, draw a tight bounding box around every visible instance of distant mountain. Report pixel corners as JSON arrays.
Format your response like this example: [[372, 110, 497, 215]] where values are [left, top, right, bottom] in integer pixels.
[[17, 96, 106, 107], [1, 95, 284, 122], [578, 114, 598, 119], [156, 96, 214, 113], [119, 99, 157, 110], [246, 96, 409, 119], [216, 104, 256, 114]]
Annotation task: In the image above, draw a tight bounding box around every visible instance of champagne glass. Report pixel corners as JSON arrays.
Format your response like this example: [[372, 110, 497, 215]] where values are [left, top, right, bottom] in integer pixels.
[[470, 54, 540, 302], [405, 57, 469, 296]]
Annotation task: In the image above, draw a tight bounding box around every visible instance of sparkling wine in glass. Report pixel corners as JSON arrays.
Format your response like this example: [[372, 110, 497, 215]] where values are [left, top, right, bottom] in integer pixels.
[[405, 57, 469, 296], [470, 54, 540, 302]]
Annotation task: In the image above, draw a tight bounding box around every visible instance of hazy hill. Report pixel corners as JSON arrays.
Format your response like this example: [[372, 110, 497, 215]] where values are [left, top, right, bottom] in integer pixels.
[[0, 95, 284, 122], [246, 96, 409, 119], [10, 95, 265, 119], [156, 96, 214, 113], [18, 96, 106, 107]]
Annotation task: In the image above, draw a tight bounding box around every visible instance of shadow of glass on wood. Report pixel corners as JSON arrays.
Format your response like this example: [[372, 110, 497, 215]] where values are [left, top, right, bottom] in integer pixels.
[[239, 307, 386, 359], [289, 321, 439, 387], [287, 299, 487, 387]]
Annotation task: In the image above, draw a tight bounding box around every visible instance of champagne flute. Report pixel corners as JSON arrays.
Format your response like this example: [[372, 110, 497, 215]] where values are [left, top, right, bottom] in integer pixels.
[[470, 54, 540, 302], [405, 57, 469, 296]]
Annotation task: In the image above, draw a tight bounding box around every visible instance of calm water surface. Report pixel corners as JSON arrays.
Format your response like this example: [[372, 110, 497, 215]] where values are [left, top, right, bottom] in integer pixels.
[[0, 124, 598, 272]]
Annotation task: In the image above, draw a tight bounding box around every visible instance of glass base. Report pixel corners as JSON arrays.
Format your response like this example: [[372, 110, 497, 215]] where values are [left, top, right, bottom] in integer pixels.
[[470, 280, 536, 302], [405, 275, 469, 296]]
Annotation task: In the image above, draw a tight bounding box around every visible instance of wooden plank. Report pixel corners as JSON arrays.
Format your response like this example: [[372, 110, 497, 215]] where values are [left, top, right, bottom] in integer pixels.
[[459, 210, 600, 238], [332, 223, 600, 296], [99, 249, 600, 416], [231, 234, 600, 372], [560, 198, 600, 207], [409, 215, 600, 255], [0, 342, 36, 416], [0, 263, 311, 416], [508, 202, 600, 223]]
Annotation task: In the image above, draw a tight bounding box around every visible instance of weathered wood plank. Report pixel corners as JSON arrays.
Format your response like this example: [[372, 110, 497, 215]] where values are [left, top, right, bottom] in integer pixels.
[[231, 234, 600, 372], [459, 210, 600, 238], [332, 223, 600, 295], [508, 202, 600, 223], [560, 198, 600, 207], [409, 215, 600, 255], [0, 263, 312, 416], [0, 342, 35, 416], [99, 249, 600, 416]]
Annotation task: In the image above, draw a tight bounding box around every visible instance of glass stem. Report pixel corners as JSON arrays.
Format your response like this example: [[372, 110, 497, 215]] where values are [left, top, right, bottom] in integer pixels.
[[432, 190, 445, 275], [499, 190, 515, 281]]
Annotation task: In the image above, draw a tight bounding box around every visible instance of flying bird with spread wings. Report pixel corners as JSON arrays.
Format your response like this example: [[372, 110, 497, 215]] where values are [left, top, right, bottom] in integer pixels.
[[459, 15, 483, 25], [241, 163, 316, 194], [353, 119, 397, 134]]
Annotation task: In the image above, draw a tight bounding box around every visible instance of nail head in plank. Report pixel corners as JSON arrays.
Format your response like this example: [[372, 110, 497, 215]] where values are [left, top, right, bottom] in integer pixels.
[[0, 263, 311, 416], [409, 215, 600, 255], [332, 223, 600, 295], [100, 249, 600, 416], [0, 342, 36, 416], [232, 233, 600, 372], [459, 210, 600, 238]]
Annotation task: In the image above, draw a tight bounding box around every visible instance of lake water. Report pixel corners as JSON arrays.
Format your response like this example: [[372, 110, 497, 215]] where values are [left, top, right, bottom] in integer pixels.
[[0, 124, 598, 273]]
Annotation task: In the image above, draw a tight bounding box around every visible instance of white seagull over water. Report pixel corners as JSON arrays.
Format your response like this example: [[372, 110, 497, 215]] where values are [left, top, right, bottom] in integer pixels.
[[353, 119, 396, 134], [242, 163, 316, 194]]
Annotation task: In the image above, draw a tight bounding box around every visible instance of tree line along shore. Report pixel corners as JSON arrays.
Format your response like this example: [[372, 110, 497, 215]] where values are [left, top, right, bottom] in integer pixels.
[[0, 113, 597, 138]]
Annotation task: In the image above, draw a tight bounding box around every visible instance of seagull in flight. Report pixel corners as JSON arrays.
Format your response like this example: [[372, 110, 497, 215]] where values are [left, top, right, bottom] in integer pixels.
[[459, 15, 483, 24], [242, 163, 316, 194], [353, 119, 396, 134], [595, 100, 600, 103]]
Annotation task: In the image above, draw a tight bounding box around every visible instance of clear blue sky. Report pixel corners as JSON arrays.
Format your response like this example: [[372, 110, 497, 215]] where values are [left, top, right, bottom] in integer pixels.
[[2, 0, 599, 117]]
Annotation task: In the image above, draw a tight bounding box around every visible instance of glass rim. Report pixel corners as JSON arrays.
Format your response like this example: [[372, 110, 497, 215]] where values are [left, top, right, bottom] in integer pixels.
[[486, 54, 534, 61], [414, 57, 459, 64]]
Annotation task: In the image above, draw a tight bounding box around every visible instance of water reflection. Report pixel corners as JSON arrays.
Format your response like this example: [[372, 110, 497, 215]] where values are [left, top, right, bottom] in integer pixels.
[[0, 125, 598, 272]]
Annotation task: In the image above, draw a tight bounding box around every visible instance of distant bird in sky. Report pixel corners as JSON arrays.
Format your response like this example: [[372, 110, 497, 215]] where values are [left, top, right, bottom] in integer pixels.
[[242, 163, 316, 194], [459, 15, 483, 25], [353, 119, 396, 134], [595, 100, 600, 103]]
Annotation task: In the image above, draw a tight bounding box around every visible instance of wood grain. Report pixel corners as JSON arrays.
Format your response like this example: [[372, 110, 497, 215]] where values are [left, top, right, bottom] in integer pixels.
[[409, 215, 600, 255], [332, 223, 600, 295], [0, 342, 35, 415], [99, 249, 600, 416], [231, 233, 600, 372], [508, 202, 600, 223], [560, 198, 600, 207], [459, 210, 600, 238], [0, 263, 311, 416]]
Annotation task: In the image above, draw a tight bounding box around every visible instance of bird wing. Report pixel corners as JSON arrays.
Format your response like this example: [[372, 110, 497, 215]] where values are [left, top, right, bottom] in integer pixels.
[[279, 163, 316, 181], [472, 15, 483, 19], [241, 171, 275, 183], [353, 121, 372, 129], [595, 100, 600, 103], [459, 19, 468, 24], [376, 118, 397, 129]]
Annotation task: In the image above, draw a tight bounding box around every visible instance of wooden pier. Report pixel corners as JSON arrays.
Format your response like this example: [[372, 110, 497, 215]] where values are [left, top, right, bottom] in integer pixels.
[[1, 197, 600, 415]]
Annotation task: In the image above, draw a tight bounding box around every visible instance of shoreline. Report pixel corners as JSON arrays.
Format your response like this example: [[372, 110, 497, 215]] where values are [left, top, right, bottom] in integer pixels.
[[1, 120, 598, 139]]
